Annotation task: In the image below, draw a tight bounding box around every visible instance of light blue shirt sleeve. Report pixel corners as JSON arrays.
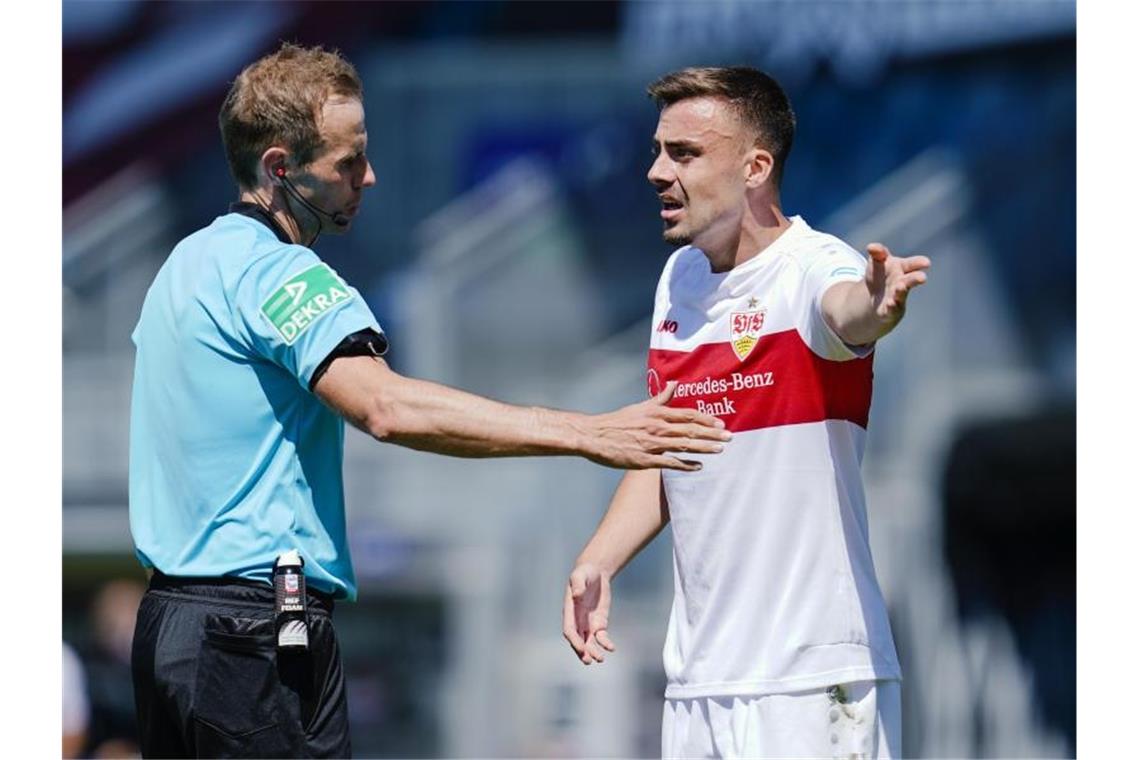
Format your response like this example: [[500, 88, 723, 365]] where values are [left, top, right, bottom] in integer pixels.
[[234, 246, 383, 389]]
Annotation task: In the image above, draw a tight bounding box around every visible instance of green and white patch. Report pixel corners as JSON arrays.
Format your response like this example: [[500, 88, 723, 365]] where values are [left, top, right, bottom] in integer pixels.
[[261, 263, 354, 344]]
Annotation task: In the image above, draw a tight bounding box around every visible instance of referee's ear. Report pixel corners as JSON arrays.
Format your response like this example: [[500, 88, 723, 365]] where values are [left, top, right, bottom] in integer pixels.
[[259, 147, 290, 189]]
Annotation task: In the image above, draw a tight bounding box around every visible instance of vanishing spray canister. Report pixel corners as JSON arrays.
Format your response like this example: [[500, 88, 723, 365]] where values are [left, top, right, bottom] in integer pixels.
[[273, 550, 309, 650]]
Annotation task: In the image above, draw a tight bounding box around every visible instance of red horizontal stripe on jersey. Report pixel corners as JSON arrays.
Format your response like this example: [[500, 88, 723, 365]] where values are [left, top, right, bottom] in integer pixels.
[[648, 329, 873, 432]]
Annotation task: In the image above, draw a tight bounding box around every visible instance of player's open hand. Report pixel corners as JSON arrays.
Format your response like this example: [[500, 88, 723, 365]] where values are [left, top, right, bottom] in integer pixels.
[[563, 563, 615, 665], [865, 243, 930, 330], [582, 382, 731, 471]]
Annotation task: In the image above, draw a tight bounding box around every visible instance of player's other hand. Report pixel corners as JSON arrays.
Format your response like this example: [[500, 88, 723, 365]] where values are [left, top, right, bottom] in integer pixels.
[[563, 563, 615, 665], [865, 242, 930, 329], [580, 382, 730, 472]]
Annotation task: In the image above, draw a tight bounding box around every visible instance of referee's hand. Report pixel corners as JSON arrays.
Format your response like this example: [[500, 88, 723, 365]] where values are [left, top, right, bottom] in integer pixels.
[[580, 382, 731, 472], [563, 563, 615, 665]]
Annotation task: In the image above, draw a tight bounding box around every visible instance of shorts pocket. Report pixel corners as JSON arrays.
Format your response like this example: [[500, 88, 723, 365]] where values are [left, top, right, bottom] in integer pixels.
[[192, 614, 297, 758], [825, 681, 879, 759]]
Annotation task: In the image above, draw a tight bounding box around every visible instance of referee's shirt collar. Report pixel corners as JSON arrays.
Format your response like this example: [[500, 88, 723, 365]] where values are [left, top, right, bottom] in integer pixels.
[[229, 202, 293, 245]]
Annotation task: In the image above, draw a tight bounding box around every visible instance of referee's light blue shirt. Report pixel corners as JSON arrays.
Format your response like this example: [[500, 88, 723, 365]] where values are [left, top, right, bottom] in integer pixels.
[[129, 211, 384, 600]]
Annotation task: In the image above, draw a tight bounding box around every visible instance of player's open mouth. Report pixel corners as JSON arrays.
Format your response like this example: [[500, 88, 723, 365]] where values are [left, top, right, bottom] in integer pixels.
[[660, 197, 684, 221]]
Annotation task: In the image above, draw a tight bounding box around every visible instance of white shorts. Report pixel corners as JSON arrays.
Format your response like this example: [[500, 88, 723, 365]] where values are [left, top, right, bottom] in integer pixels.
[[662, 680, 901, 759]]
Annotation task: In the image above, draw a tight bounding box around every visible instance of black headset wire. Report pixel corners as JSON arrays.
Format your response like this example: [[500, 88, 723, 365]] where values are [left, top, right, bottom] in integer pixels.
[[277, 173, 326, 247]]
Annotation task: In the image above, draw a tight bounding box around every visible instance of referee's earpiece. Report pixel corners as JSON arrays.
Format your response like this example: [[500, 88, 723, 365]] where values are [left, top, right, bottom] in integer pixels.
[[274, 166, 287, 181]]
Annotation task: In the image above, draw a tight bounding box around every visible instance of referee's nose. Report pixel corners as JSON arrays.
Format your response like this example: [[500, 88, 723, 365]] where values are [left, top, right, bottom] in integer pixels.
[[362, 160, 376, 189]]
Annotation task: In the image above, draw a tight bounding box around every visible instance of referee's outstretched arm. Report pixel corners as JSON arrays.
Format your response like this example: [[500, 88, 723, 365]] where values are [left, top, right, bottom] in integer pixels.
[[313, 354, 730, 472]]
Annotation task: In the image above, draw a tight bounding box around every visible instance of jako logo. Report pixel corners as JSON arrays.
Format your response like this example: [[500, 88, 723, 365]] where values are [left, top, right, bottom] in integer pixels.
[[657, 319, 679, 333]]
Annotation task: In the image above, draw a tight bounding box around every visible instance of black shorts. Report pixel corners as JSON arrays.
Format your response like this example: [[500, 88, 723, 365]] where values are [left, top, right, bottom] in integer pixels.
[[131, 572, 351, 758]]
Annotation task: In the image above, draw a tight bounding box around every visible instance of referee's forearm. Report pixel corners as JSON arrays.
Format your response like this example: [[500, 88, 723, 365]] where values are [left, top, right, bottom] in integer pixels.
[[318, 354, 594, 459], [373, 387, 591, 459]]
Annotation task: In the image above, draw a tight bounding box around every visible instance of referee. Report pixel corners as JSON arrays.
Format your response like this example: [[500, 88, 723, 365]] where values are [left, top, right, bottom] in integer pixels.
[[128, 43, 729, 758]]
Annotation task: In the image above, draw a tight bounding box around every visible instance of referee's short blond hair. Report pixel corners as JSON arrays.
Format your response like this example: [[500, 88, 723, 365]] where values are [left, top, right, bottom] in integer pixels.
[[219, 43, 363, 190]]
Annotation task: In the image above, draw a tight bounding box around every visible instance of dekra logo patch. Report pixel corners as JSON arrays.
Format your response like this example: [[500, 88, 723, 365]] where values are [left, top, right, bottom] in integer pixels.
[[261, 263, 353, 344]]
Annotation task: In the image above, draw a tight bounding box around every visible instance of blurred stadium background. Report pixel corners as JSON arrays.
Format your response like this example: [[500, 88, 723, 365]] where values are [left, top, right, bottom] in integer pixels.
[[61, 1, 1075, 757]]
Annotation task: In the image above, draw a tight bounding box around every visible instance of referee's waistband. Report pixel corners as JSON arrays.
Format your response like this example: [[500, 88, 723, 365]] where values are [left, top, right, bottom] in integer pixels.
[[148, 571, 335, 615]]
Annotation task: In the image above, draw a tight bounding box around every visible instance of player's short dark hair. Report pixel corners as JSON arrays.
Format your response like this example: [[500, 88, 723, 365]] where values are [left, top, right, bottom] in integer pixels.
[[647, 66, 796, 187], [219, 43, 363, 190]]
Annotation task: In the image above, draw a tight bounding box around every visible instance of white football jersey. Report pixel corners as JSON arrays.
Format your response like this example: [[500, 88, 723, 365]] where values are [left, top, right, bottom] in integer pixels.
[[648, 216, 901, 699]]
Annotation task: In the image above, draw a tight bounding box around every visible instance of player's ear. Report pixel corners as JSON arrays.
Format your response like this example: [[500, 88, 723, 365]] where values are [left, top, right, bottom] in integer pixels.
[[745, 144, 774, 189]]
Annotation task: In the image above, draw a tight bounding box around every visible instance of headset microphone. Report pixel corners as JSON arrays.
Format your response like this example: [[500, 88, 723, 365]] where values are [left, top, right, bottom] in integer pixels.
[[274, 167, 350, 228]]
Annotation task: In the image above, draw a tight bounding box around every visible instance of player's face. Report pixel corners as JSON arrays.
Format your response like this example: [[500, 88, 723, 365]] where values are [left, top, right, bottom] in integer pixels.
[[296, 97, 375, 233], [647, 97, 753, 249]]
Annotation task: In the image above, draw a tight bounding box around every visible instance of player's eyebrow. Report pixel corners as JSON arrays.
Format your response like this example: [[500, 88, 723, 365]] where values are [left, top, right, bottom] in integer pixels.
[[650, 138, 703, 153]]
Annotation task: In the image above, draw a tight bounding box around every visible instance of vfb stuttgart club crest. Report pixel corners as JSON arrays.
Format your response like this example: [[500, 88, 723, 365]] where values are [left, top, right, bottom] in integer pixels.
[[730, 306, 766, 360]]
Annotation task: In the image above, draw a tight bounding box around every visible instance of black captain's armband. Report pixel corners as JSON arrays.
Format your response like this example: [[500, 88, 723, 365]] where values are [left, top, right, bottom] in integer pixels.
[[309, 328, 390, 390]]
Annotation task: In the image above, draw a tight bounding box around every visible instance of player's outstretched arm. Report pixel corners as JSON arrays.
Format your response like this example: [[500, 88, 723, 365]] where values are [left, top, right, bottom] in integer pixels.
[[564, 469, 669, 664], [314, 356, 730, 470], [821, 242, 931, 347]]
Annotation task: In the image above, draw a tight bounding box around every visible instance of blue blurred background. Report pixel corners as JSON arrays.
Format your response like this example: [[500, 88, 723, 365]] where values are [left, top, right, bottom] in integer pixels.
[[62, 1, 1075, 757]]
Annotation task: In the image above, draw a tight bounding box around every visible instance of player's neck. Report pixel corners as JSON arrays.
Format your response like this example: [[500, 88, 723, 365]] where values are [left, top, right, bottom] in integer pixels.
[[704, 200, 790, 273]]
